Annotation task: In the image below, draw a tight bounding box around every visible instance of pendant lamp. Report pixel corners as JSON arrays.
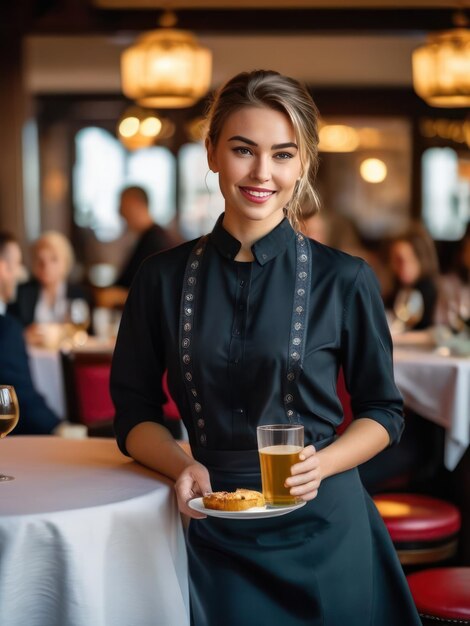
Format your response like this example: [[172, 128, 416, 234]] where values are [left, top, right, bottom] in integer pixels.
[[412, 10, 470, 108], [121, 11, 212, 109]]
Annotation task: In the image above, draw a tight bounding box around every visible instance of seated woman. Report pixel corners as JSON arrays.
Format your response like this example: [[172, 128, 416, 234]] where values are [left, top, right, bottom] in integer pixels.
[[436, 223, 470, 330], [384, 223, 439, 330], [8, 231, 91, 341]]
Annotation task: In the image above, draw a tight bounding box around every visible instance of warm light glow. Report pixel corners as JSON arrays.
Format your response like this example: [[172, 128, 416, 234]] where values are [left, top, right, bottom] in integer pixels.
[[412, 28, 470, 107], [140, 116, 162, 137], [375, 501, 413, 517], [121, 29, 212, 108], [117, 107, 163, 150], [118, 116, 140, 138], [318, 125, 359, 152], [360, 158, 387, 183]]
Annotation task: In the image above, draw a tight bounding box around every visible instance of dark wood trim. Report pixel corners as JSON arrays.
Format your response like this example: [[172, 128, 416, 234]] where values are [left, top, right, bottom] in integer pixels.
[[22, 4, 464, 36]]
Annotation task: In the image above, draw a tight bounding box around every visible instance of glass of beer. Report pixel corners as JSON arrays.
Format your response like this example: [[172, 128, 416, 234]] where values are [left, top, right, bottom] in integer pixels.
[[0, 385, 19, 482], [257, 424, 304, 506]]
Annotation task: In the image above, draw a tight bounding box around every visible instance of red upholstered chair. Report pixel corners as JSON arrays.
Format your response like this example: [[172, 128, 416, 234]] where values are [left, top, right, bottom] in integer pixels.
[[374, 493, 461, 566], [407, 568, 470, 625], [61, 349, 115, 436], [62, 351, 181, 437]]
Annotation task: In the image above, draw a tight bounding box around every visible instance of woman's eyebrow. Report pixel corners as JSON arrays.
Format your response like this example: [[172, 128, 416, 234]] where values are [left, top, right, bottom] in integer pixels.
[[228, 135, 298, 150]]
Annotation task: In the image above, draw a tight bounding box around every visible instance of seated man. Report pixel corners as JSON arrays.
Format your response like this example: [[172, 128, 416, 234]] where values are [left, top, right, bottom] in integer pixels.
[[96, 186, 175, 308], [0, 232, 61, 435]]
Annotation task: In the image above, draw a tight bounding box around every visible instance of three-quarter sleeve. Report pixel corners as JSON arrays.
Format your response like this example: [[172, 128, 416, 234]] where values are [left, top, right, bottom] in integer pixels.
[[341, 262, 404, 446], [110, 260, 167, 455]]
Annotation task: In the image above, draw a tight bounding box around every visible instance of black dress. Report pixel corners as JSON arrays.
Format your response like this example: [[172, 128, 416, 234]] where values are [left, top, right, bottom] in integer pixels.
[[111, 215, 421, 626]]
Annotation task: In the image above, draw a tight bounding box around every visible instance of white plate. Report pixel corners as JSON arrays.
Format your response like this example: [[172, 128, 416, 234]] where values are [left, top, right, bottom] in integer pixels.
[[188, 497, 306, 519]]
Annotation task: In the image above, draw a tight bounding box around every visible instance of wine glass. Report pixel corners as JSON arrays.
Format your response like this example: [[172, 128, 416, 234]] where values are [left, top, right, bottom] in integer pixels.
[[393, 288, 424, 330], [0, 385, 19, 481], [67, 299, 91, 346]]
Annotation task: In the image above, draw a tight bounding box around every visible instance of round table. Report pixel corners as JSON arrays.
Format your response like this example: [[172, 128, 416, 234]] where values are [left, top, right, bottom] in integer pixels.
[[0, 437, 189, 626]]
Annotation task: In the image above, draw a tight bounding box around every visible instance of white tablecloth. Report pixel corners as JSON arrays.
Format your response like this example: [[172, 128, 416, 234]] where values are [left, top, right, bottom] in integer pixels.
[[0, 437, 189, 626], [28, 346, 66, 419], [394, 348, 470, 471]]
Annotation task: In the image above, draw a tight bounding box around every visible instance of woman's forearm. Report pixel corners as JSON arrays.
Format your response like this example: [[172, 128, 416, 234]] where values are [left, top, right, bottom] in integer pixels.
[[126, 421, 194, 481], [317, 418, 390, 480]]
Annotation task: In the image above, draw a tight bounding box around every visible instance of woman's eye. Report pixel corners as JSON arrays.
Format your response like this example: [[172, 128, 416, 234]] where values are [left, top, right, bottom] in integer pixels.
[[233, 147, 252, 156], [275, 152, 294, 160]]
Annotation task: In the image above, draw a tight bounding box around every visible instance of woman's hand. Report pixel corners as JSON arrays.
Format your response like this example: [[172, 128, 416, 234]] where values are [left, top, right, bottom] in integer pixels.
[[175, 461, 213, 519], [285, 445, 322, 502]]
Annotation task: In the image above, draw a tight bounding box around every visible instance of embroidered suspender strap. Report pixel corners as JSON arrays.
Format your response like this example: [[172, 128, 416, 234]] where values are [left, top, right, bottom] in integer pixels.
[[178, 235, 209, 447], [284, 232, 312, 424]]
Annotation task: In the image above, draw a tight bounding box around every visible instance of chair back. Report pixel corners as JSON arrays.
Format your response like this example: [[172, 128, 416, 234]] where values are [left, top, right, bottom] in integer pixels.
[[61, 349, 114, 425]]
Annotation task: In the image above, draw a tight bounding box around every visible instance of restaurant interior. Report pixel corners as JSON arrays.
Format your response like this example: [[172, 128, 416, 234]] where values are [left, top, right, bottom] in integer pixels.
[[0, 1, 469, 625]]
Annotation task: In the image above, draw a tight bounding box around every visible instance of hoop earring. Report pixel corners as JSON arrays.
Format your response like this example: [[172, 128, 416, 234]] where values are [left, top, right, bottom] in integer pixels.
[[204, 169, 212, 194]]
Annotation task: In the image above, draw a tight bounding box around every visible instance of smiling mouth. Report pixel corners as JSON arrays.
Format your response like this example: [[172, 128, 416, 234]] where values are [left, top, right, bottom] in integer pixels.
[[239, 187, 276, 199]]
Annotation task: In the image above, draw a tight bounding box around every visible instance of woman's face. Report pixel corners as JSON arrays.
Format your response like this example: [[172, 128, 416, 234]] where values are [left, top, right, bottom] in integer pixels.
[[390, 240, 421, 286], [207, 106, 302, 230], [33, 244, 68, 288]]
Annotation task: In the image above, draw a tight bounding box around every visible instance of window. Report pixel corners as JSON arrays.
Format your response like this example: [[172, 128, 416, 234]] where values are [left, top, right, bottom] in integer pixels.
[[73, 127, 176, 242], [422, 147, 470, 241]]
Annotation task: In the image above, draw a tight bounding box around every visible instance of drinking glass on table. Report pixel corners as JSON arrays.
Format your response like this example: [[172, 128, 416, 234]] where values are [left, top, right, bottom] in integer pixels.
[[393, 288, 424, 330], [257, 424, 304, 506], [66, 298, 91, 346], [0, 386, 19, 481]]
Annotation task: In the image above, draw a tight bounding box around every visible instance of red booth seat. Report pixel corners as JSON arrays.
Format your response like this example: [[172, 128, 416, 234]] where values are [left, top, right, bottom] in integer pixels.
[[374, 493, 461, 565], [407, 568, 470, 623], [374, 493, 461, 542]]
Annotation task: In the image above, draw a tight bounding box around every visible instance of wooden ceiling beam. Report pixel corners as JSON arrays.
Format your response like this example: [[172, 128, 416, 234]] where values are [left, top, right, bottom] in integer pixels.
[[22, 3, 460, 35]]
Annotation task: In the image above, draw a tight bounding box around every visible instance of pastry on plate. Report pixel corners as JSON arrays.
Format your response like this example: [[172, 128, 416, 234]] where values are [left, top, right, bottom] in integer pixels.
[[202, 489, 265, 511]]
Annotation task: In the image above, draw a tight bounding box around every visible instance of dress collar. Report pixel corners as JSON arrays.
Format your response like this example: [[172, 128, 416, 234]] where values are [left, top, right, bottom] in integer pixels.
[[0, 300, 6, 315], [210, 213, 296, 266]]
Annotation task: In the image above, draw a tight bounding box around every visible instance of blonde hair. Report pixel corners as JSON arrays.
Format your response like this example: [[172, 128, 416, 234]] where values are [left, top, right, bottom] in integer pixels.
[[31, 231, 75, 277], [205, 70, 321, 230]]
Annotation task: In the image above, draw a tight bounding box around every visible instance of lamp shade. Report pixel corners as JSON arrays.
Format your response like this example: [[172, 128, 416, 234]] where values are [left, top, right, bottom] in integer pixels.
[[121, 29, 212, 108], [412, 28, 470, 107]]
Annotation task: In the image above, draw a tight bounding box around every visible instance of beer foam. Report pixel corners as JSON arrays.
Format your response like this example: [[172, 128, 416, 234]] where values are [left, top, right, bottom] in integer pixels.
[[259, 445, 303, 455]]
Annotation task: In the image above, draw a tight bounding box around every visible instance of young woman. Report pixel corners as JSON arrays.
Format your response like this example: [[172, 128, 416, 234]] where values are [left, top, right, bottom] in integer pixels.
[[385, 224, 439, 330], [111, 70, 421, 626]]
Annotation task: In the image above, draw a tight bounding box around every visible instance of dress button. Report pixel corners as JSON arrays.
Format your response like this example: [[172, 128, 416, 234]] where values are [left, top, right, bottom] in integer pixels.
[[197, 418, 205, 428], [235, 408, 244, 414], [200, 433, 207, 445]]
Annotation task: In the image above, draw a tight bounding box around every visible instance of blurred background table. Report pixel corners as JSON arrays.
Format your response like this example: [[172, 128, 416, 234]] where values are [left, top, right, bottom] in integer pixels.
[[394, 346, 470, 471], [0, 437, 189, 626], [27, 338, 115, 421]]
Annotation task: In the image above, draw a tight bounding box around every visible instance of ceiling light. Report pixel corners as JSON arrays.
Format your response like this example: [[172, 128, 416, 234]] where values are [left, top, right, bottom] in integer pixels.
[[412, 10, 470, 108], [121, 10, 212, 109], [360, 158, 387, 184], [318, 124, 359, 152]]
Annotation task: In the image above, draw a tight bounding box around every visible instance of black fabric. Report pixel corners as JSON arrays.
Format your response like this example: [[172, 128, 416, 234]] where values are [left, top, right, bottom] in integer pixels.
[[0, 313, 60, 434], [114, 224, 173, 289], [112, 215, 404, 455], [7, 279, 91, 327], [110, 214, 420, 626]]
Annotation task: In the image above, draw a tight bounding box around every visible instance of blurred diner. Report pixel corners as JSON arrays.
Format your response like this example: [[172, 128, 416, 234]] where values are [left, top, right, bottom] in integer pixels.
[[384, 222, 439, 331], [0, 231, 61, 435], [95, 185, 176, 309], [436, 223, 470, 331], [7, 230, 92, 346]]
